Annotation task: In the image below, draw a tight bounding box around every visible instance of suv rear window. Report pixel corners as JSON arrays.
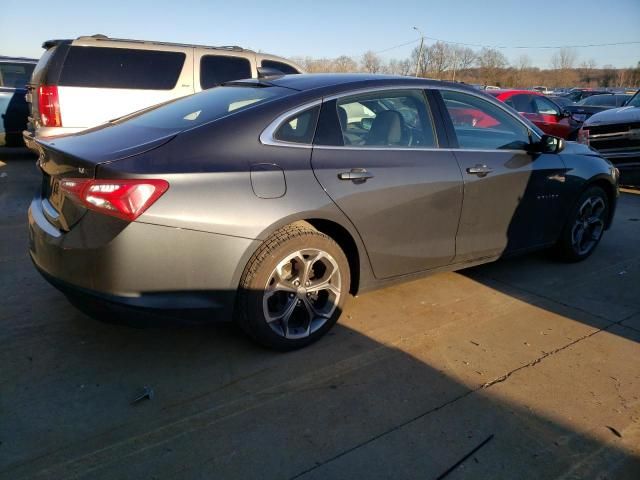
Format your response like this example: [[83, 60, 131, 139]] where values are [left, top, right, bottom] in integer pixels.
[[121, 85, 292, 130], [0, 62, 34, 88], [58, 46, 186, 90], [200, 55, 252, 89]]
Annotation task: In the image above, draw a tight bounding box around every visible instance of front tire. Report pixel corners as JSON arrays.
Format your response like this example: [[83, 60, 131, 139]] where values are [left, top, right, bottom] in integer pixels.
[[554, 186, 609, 262], [236, 222, 350, 350]]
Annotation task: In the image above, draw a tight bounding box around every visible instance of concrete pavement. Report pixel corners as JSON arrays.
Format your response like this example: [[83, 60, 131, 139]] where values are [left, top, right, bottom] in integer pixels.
[[1, 151, 639, 479]]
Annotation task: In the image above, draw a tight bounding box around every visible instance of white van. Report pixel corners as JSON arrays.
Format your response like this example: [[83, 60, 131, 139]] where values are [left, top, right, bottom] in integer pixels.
[[23, 34, 303, 149]]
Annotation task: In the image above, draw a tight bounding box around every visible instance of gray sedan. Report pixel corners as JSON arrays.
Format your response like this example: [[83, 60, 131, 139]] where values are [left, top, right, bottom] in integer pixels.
[[29, 74, 619, 349]]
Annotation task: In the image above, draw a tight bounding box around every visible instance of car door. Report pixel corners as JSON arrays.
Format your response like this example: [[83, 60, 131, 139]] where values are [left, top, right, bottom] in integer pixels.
[[437, 89, 567, 261], [311, 88, 463, 279]]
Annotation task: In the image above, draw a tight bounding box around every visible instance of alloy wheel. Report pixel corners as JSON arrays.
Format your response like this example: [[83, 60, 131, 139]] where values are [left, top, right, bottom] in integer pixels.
[[263, 249, 342, 339], [571, 196, 606, 256]]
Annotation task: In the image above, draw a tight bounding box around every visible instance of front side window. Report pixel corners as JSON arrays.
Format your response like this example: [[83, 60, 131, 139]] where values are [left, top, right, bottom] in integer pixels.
[[332, 90, 436, 148], [627, 92, 640, 107], [200, 55, 252, 89], [504, 94, 535, 113], [441, 90, 531, 150], [533, 96, 560, 115], [274, 106, 320, 144], [59, 47, 186, 90], [261, 60, 299, 75]]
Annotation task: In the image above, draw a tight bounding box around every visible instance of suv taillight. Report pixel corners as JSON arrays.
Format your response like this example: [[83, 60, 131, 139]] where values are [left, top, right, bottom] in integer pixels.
[[38, 85, 61, 127], [60, 178, 169, 221], [577, 127, 590, 145]]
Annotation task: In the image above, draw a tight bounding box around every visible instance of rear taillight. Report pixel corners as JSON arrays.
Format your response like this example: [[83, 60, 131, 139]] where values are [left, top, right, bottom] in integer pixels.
[[577, 127, 590, 145], [38, 85, 61, 127], [59, 178, 169, 221]]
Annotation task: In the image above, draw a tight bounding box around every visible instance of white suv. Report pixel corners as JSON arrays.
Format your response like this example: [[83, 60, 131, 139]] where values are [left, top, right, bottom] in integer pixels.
[[23, 34, 303, 149]]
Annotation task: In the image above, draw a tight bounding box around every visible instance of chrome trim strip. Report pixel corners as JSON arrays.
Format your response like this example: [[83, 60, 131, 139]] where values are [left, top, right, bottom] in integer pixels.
[[259, 83, 541, 149], [259, 99, 322, 148], [32, 199, 61, 238], [312, 145, 528, 154], [41, 198, 60, 222]]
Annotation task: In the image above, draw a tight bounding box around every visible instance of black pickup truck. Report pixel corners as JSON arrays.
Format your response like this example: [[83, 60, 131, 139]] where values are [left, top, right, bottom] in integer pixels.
[[578, 91, 640, 186]]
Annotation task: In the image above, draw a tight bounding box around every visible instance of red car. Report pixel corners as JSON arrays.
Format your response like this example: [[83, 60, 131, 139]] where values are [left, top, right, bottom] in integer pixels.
[[487, 90, 574, 139]]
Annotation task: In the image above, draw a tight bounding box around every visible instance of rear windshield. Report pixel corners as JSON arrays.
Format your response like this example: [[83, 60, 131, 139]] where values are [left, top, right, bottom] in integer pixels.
[[0, 62, 35, 88], [59, 46, 186, 90], [119, 85, 293, 130]]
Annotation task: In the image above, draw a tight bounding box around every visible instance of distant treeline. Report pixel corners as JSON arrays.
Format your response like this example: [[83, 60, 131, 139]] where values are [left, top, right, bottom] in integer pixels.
[[291, 43, 640, 89]]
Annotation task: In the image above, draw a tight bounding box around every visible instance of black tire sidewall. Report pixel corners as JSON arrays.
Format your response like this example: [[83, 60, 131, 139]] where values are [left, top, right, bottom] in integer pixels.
[[238, 230, 350, 350]]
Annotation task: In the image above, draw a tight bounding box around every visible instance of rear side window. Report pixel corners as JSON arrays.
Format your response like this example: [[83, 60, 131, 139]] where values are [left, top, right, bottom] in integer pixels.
[[274, 106, 320, 144], [261, 60, 299, 75], [504, 94, 535, 113], [0, 62, 34, 88], [59, 46, 186, 90], [200, 55, 252, 89]]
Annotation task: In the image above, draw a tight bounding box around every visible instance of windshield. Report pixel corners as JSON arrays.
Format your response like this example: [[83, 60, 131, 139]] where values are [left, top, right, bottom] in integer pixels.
[[119, 85, 294, 130], [627, 91, 640, 107]]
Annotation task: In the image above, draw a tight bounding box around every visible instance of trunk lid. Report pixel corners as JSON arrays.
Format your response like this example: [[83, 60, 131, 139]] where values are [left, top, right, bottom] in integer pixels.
[[36, 122, 178, 231]]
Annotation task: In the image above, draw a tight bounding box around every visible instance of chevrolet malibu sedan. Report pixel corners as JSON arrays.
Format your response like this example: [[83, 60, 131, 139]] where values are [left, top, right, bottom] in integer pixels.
[[29, 74, 619, 350]]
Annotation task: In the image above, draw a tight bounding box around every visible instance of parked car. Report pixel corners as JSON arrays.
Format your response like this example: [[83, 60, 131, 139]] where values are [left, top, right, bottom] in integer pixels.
[[562, 88, 610, 103], [532, 86, 552, 94], [578, 90, 640, 185], [0, 56, 36, 146], [29, 74, 618, 350], [547, 95, 575, 108], [486, 89, 576, 139], [564, 94, 633, 124], [23, 34, 302, 150]]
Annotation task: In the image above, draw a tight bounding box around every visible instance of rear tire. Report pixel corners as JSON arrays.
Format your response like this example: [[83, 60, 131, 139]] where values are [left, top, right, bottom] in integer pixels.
[[554, 186, 609, 262], [236, 222, 350, 350]]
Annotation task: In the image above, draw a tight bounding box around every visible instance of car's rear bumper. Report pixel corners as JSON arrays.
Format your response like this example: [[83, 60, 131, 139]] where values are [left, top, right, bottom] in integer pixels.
[[28, 196, 260, 322]]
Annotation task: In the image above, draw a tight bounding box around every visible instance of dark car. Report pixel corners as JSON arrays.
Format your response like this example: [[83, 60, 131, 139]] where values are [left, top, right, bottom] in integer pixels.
[[562, 88, 610, 103], [0, 56, 36, 146], [564, 94, 633, 125], [578, 90, 640, 186], [29, 74, 619, 350], [547, 95, 574, 108]]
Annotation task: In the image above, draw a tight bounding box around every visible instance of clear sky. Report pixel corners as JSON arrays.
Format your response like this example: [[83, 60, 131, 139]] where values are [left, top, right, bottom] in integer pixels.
[[2, 0, 639, 68]]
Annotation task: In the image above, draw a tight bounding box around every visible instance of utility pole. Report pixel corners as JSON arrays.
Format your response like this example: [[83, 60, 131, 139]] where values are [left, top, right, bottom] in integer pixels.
[[413, 26, 424, 77]]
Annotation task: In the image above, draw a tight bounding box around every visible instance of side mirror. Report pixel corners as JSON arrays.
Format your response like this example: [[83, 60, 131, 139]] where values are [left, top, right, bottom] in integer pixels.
[[538, 134, 565, 154], [560, 109, 572, 118]]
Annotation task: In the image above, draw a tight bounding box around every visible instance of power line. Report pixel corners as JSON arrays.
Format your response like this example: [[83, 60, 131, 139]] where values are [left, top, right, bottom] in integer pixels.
[[374, 36, 640, 54]]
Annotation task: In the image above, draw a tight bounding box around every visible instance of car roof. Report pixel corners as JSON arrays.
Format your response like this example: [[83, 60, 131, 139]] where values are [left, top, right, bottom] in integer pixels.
[[485, 89, 542, 97], [254, 73, 478, 95], [0, 55, 38, 63]]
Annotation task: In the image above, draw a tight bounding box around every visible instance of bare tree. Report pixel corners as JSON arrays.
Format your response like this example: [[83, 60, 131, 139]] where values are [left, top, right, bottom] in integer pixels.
[[550, 48, 578, 86], [334, 55, 358, 73], [385, 58, 412, 76], [477, 48, 508, 85], [361, 51, 382, 73]]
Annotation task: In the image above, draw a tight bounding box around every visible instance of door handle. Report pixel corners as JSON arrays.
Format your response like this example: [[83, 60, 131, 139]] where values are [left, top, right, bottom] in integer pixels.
[[466, 164, 493, 177], [338, 168, 374, 182]]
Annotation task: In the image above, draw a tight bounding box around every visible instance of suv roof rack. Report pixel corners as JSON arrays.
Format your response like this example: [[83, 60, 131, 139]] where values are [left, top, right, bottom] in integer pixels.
[[73, 34, 251, 53]]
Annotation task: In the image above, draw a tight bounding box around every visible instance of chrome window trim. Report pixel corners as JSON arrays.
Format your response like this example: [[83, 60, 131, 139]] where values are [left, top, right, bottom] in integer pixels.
[[259, 83, 541, 149], [312, 145, 529, 154], [259, 99, 322, 149]]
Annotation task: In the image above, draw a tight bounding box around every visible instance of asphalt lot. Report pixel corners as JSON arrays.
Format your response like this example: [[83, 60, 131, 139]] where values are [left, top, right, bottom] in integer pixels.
[[1, 149, 639, 480]]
